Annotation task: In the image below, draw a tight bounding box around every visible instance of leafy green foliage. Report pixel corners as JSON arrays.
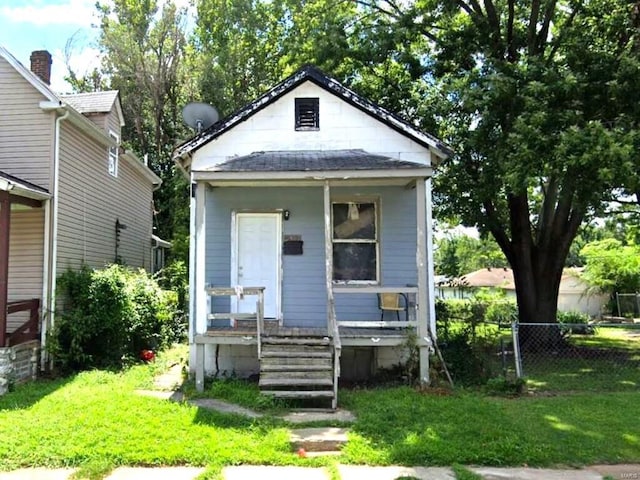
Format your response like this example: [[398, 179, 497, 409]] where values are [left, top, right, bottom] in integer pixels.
[[49, 265, 183, 372], [435, 234, 508, 278], [581, 239, 640, 295]]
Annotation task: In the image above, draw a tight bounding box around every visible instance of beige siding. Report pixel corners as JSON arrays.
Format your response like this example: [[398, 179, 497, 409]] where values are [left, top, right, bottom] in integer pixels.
[[106, 109, 121, 136], [84, 112, 108, 132], [7, 207, 44, 331], [0, 57, 53, 190], [56, 120, 154, 273]]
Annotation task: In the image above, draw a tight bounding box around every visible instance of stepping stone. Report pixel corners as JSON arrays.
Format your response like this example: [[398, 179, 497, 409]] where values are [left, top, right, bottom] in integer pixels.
[[289, 427, 348, 452], [189, 398, 263, 418]]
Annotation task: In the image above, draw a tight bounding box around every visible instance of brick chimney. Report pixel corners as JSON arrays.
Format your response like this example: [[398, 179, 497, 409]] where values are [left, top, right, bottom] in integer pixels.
[[30, 50, 52, 85]]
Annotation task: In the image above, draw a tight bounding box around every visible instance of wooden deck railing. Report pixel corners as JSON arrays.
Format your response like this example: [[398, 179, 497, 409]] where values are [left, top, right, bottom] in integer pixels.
[[332, 286, 419, 328], [205, 286, 265, 357], [5, 298, 40, 346]]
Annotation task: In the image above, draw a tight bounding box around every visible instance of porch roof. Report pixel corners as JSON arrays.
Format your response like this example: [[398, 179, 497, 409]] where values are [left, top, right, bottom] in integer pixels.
[[209, 149, 426, 172], [192, 149, 432, 184], [0, 171, 50, 201]]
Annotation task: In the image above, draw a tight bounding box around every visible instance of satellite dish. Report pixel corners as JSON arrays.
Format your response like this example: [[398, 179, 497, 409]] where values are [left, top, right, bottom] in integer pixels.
[[182, 102, 219, 133]]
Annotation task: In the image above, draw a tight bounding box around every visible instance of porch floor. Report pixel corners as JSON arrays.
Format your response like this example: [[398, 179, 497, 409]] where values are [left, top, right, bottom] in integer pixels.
[[201, 321, 415, 347]]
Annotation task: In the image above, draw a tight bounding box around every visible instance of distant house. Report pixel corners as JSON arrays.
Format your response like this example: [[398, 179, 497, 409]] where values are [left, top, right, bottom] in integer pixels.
[[439, 267, 606, 317], [174, 65, 451, 407], [0, 47, 163, 361]]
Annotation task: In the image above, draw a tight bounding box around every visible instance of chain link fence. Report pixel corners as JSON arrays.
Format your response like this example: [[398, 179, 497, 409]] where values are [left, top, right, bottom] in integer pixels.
[[616, 293, 640, 318], [505, 322, 640, 393]]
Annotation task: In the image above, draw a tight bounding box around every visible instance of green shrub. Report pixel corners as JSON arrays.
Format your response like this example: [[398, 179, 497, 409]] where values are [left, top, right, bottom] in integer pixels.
[[484, 376, 527, 396], [557, 310, 595, 335], [48, 264, 179, 372]]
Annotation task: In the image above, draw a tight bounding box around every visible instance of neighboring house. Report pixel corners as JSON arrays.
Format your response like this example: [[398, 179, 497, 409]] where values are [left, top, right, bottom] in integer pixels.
[[440, 267, 606, 317], [174, 65, 451, 407], [0, 47, 162, 358], [437, 268, 514, 299]]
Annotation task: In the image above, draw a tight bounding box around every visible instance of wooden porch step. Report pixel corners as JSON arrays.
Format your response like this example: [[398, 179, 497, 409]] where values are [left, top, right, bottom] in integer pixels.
[[261, 363, 332, 372], [261, 350, 332, 358], [260, 370, 333, 381], [261, 390, 335, 399], [259, 377, 334, 387], [261, 336, 331, 346]]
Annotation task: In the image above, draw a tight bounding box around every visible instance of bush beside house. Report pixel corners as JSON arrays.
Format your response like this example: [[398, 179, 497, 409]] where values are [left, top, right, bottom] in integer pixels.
[[48, 264, 184, 372]]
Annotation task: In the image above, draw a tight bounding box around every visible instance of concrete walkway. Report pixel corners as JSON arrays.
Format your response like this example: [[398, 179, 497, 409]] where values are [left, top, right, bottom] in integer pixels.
[[1, 464, 639, 480]]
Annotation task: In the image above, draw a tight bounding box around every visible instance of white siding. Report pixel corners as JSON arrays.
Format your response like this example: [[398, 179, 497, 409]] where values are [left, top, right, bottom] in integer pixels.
[[7, 208, 44, 331], [0, 57, 53, 190], [191, 80, 432, 171]]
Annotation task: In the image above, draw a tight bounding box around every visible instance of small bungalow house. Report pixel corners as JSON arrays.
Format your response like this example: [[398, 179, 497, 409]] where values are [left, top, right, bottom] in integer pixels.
[[439, 267, 606, 317], [174, 66, 451, 407], [0, 47, 162, 390]]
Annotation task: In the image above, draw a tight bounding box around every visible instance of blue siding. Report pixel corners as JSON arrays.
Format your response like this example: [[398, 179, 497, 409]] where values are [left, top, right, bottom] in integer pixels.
[[204, 185, 418, 327]]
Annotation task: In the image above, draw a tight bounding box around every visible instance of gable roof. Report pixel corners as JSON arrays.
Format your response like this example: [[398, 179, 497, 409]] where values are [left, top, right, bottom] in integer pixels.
[[457, 268, 514, 288], [0, 45, 58, 102], [174, 65, 453, 163], [61, 91, 125, 127]]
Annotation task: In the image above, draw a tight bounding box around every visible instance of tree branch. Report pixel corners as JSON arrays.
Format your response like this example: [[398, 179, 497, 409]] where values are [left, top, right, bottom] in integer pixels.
[[528, 0, 541, 54]]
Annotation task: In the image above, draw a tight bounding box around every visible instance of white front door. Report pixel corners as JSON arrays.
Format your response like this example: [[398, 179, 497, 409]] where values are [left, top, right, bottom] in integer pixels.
[[232, 213, 281, 320]]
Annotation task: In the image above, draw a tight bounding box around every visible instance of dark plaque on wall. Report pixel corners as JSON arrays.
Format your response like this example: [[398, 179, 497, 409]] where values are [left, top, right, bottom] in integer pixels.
[[283, 235, 303, 255]]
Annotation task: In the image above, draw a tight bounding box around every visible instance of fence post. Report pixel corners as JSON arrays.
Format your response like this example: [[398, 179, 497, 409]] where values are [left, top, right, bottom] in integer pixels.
[[511, 321, 523, 378]]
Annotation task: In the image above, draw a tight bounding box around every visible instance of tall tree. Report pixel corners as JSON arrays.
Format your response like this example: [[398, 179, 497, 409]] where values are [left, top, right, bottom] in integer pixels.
[[358, 0, 640, 343], [96, 0, 191, 259]]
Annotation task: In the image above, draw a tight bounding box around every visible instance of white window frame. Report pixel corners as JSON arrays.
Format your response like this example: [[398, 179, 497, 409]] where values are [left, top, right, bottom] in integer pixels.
[[108, 130, 119, 177], [331, 197, 380, 285]]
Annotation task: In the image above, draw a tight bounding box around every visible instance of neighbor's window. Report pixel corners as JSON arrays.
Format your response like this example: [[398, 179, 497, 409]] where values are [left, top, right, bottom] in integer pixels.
[[332, 200, 378, 283], [108, 131, 119, 177], [295, 97, 319, 130]]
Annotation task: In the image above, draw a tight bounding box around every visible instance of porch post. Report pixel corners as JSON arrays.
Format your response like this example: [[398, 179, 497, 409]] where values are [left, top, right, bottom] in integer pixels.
[[0, 191, 10, 347], [323, 181, 335, 333], [416, 178, 430, 384], [194, 182, 207, 391]]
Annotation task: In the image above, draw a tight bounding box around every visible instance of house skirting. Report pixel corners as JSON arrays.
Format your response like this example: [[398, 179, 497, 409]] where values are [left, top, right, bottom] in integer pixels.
[[0, 340, 39, 395], [191, 342, 410, 382]]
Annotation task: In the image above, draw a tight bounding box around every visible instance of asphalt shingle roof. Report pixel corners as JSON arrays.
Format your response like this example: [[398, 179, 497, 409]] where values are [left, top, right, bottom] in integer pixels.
[[60, 91, 119, 114], [208, 149, 427, 172]]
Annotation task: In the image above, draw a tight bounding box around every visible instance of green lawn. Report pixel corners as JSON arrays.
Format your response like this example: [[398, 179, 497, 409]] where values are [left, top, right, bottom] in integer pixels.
[[1, 350, 639, 475]]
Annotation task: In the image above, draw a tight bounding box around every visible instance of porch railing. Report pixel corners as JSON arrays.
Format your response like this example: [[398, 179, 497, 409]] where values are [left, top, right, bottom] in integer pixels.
[[5, 298, 40, 347], [332, 286, 419, 328], [205, 286, 265, 357]]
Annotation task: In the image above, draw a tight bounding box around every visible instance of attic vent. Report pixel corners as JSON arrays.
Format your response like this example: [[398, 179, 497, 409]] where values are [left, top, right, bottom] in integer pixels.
[[295, 97, 319, 130]]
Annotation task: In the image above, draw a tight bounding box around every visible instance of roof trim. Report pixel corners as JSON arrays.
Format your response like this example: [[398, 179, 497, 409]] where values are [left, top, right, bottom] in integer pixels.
[[121, 151, 162, 187], [192, 167, 432, 182], [0, 170, 51, 201], [173, 65, 453, 164], [0, 45, 58, 102]]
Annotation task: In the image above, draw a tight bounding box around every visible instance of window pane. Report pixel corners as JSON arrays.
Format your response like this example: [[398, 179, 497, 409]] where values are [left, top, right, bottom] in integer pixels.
[[333, 203, 376, 240], [333, 243, 376, 281]]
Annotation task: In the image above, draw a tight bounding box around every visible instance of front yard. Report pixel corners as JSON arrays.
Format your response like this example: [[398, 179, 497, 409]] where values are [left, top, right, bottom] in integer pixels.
[[1, 346, 639, 478]]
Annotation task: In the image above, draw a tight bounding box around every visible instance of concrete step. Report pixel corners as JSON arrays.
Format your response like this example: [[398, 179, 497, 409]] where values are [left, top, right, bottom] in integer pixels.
[[290, 427, 349, 452]]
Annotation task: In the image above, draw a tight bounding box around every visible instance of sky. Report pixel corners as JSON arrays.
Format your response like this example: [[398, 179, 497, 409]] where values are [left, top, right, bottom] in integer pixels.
[[0, 0, 102, 92], [0, 0, 193, 93]]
